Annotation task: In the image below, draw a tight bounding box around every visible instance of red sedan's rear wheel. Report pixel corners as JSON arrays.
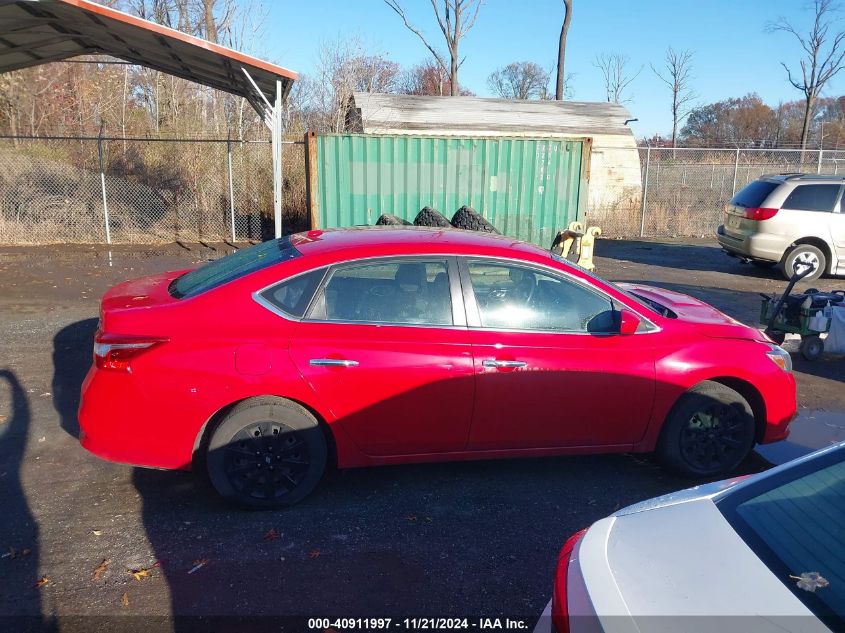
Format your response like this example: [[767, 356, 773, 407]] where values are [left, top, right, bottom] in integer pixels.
[[657, 382, 756, 477], [206, 397, 327, 509]]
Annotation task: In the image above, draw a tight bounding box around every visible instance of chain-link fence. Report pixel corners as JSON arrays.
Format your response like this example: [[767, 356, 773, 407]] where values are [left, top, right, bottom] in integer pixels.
[[0, 135, 284, 244], [593, 146, 845, 239], [5, 136, 845, 244]]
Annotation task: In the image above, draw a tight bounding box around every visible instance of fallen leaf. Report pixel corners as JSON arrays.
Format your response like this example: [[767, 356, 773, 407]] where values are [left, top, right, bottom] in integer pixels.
[[308, 550, 321, 559], [21, 548, 31, 557], [405, 515, 417, 522], [130, 568, 151, 581], [92, 559, 109, 581], [790, 572, 830, 592], [37, 437, 46, 443], [0, 415, 7, 424], [121, 592, 129, 608], [92, 530, 102, 536], [34, 576, 49, 588], [264, 529, 281, 541]]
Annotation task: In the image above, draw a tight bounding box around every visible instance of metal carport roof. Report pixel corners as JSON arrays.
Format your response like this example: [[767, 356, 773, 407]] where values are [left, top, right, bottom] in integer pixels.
[[0, 0, 296, 238]]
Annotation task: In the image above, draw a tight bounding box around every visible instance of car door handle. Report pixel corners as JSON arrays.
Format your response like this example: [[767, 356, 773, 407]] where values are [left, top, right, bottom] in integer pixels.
[[482, 359, 527, 369], [309, 358, 359, 367]]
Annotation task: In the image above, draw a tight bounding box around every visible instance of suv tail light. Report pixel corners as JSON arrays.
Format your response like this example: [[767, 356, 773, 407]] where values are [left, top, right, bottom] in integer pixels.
[[551, 528, 587, 633], [94, 331, 167, 371], [743, 207, 778, 221]]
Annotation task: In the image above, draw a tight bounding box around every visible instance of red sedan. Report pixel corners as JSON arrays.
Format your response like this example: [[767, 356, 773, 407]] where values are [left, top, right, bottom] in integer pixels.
[[79, 228, 797, 508]]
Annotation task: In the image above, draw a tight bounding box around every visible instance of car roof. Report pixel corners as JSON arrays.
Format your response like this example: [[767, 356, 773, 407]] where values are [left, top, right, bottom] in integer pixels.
[[290, 226, 554, 261], [761, 173, 845, 184]]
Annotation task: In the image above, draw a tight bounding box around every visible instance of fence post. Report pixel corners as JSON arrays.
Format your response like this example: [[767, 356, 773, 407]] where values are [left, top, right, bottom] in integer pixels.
[[640, 145, 651, 238], [731, 148, 740, 195], [227, 136, 236, 242], [817, 148, 823, 174], [97, 132, 112, 244]]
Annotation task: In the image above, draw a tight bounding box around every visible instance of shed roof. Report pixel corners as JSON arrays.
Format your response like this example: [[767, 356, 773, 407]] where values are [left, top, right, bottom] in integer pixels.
[[0, 0, 296, 104], [349, 93, 635, 138]]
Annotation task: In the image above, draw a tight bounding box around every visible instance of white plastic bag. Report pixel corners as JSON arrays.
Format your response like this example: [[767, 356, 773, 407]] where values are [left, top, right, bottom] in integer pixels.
[[825, 306, 845, 354]]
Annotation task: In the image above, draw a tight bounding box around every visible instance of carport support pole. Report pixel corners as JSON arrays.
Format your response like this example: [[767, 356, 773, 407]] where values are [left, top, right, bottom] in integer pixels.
[[227, 137, 236, 242], [97, 133, 112, 245], [273, 78, 283, 239], [639, 145, 651, 237]]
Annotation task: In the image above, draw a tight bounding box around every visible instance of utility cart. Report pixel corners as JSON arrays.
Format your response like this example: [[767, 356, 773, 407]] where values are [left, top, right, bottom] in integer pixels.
[[761, 266, 845, 360]]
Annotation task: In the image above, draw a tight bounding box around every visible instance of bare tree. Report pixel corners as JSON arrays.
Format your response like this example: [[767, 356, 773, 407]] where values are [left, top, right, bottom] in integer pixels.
[[384, 0, 483, 96], [593, 52, 641, 104], [487, 62, 550, 100], [651, 47, 696, 149], [768, 0, 845, 149], [306, 36, 401, 132], [555, 0, 572, 100]]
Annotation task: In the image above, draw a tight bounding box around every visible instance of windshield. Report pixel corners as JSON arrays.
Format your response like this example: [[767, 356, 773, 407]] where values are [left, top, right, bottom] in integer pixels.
[[719, 450, 845, 625], [170, 237, 301, 298], [551, 253, 667, 317]]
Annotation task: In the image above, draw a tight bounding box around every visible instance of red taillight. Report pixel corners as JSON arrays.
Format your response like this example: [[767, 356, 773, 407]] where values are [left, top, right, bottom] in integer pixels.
[[743, 207, 778, 221], [551, 528, 587, 633], [93, 331, 166, 371]]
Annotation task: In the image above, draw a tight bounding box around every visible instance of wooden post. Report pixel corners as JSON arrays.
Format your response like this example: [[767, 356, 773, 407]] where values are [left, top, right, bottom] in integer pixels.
[[304, 130, 319, 230]]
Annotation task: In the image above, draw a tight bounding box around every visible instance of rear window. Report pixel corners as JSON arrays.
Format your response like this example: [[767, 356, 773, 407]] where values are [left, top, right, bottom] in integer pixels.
[[170, 237, 301, 298], [719, 451, 845, 624], [782, 184, 840, 212], [730, 180, 779, 208]]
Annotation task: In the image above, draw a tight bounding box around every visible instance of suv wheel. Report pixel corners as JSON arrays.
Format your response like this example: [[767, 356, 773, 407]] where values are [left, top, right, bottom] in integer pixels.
[[782, 244, 825, 281]]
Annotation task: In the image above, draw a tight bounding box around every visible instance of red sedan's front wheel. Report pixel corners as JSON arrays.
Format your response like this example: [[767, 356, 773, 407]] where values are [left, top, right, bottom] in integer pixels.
[[657, 382, 756, 477], [206, 397, 327, 509]]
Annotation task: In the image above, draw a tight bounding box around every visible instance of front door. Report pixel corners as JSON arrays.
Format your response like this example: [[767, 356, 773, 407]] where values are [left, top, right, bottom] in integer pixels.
[[460, 259, 656, 450], [289, 257, 475, 456]]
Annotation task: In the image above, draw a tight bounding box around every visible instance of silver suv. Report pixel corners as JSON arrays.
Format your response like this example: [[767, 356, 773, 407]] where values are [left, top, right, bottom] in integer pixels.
[[717, 173, 845, 280]]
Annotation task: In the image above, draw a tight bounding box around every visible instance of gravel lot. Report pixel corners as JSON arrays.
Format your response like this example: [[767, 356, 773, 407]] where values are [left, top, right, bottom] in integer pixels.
[[0, 237, 843, 632]]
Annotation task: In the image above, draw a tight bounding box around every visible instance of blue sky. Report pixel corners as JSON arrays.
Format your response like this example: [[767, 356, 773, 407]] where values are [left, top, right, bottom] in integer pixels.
[[264, 0, 843, 139]]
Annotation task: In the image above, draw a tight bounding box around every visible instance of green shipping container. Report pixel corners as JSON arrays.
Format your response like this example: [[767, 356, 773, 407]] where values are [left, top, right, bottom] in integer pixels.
[[309, 133, 589, 247]]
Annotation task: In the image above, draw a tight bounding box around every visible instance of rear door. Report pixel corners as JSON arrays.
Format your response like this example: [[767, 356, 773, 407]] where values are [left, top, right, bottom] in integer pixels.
[[459, 258, 656, 450], [778, 183, 842, 241], [288, 257, 475, 456]]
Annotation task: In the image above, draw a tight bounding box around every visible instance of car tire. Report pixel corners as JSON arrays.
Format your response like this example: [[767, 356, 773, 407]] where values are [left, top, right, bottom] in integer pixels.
[[450, 206, 500, 234], [206, 396, 327, 509], [751, 260, 776, 269], [656, 381, 756, 477], [782, 244, 826, 281], [800, 335, 824, 361], [413, 206, 452, 228], [375, 214, 411, 226]]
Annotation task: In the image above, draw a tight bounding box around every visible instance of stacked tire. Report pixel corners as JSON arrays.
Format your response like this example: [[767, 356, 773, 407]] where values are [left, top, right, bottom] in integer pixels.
[[450, 205, 500, 234], [413, 206, 452, 227], [376, 205, 500, 234]]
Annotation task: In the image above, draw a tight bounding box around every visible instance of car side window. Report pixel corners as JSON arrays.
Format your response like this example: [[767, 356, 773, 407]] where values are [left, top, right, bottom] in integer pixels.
[[258, 268, 325, 318], [782, 185, 840, 212], [466, 261, 616, 333], [308, 260, 453, 326]]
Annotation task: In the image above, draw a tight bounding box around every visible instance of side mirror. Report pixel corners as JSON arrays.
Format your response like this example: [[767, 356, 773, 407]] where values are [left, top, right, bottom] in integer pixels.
[[618, 309, 641, 336]]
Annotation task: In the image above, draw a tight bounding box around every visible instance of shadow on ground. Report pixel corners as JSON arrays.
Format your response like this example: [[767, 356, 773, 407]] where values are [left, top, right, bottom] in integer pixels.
[[599, 239, 785, 279], [51, 318, 98, 439], [0, 369, 54, 631]]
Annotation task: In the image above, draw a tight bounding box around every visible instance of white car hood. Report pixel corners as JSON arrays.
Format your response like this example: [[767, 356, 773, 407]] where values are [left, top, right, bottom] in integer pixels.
[[575, 499, 830, 633]]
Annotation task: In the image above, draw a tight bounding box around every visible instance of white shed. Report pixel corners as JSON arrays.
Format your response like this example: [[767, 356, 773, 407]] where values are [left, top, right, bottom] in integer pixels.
[[347, 93, 643, 233]]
